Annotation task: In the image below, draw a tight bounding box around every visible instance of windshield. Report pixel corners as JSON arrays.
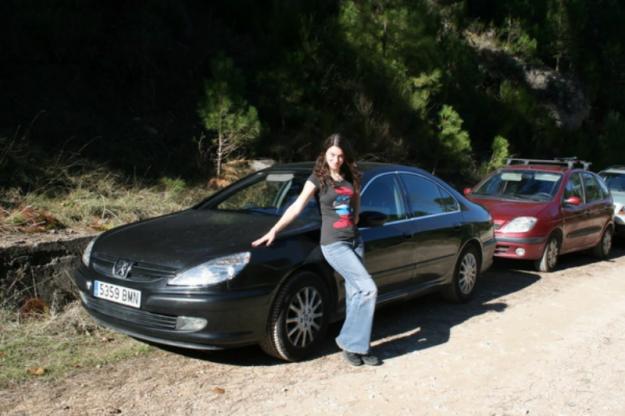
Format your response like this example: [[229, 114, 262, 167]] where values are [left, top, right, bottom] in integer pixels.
[[600, 172, 625, 193], [473, 170, 563, 201], [205, 171, 319, 219]]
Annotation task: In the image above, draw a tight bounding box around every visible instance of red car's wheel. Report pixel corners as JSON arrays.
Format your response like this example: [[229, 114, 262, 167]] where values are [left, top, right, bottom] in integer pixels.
[[535, 235, 559, 272]]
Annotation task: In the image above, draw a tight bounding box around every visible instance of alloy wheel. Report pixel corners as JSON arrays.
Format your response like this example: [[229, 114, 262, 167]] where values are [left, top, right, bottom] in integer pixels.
[[546, 238, 559, 270], [285, 286, 324, 348], [603, 230, 613, 255], [458, 252, 478, 295]]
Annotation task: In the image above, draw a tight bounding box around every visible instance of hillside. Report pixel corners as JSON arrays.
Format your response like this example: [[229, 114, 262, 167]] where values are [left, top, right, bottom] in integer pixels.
[[2, 0, 625, 187]]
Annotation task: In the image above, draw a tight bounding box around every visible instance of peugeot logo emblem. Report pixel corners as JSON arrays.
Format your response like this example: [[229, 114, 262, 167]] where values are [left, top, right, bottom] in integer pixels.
[[113, 259, 133, 279]]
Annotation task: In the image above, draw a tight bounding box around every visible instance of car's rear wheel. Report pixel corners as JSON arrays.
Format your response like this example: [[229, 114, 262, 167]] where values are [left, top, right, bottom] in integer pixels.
[[260, 271, 329, 361], [592, 226, 613, 259], [535, 235, 559, 272], [442, 245, 480, 302]]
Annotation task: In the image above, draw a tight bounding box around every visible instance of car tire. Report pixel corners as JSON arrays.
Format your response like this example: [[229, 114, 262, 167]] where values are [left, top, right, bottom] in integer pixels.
[[535, 235, 559, 272], [592, 226, 613, 259], [442, 245, 480, 303], [260, 271, 330, 362]]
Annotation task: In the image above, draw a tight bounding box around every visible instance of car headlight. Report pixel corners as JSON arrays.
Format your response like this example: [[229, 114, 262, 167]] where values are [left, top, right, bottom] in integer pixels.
[[82, 238, 96, 267], [500, 217, 537, 233], [168, 252, 251, 287]]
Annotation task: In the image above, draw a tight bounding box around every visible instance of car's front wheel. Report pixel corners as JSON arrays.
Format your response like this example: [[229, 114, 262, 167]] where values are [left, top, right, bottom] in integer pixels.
[[535, 235, 559, 272], [260, 271, 330, 361], [442, 245, 480, 302], [592, 226, 613, 259]]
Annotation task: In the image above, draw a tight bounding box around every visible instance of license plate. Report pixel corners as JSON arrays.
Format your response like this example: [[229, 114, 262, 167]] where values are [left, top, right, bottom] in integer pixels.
[[93, 280, 141, 308]]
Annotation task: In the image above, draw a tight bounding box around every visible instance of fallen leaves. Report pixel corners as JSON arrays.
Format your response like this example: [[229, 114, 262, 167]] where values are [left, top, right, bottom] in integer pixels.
[[5, 205, 65, 233], [18, 297, 50, 320], [27, 367, 46, 376], [89, 218, 111, 232]]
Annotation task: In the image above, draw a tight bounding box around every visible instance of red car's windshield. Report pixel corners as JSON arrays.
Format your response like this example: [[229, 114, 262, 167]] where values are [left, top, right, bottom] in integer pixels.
[[473, 170, 563, 202]]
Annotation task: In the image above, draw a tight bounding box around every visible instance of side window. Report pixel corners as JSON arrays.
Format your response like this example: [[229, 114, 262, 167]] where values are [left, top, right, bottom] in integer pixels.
[[564, 173, 584, 202], [399, 173, 457, 217], [582, 173, 602, 203], [360, 174, 406, 222]]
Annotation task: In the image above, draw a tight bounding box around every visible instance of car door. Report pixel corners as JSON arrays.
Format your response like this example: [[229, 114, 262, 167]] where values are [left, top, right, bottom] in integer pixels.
[[397, 172, 464, 285], [581, 172, 612, 247], [358, 173, 414, 295], [560, 172, 590, 253]]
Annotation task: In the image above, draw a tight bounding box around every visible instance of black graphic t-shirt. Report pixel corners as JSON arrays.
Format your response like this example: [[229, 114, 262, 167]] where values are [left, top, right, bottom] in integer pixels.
[[307, 173, 358, 246]]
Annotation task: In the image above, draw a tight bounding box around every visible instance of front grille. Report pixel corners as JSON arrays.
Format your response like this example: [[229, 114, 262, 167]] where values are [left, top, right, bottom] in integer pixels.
[[91, 254, 178, 282], [84, 294, 177, 330]]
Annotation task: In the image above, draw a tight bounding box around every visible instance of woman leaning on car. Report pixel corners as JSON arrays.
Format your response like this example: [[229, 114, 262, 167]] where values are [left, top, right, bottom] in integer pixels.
[[252, 133, 381, 366]]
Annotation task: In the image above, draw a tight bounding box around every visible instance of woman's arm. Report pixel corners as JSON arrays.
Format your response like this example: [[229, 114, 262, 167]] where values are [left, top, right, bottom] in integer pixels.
[[251, 180, 317, 247]]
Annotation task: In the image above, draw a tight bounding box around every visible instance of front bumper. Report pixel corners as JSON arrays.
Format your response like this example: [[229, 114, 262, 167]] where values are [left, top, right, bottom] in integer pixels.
[[74, 265, 273, 350], [492, 236, 546, 260]]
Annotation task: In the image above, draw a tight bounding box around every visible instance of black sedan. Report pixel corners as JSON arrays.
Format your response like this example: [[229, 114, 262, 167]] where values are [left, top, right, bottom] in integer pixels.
[[74, 162, 495, 361]]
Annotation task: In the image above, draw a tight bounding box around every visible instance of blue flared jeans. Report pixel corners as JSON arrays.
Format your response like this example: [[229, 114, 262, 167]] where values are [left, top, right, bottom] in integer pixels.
[[321, 237, 377, 355]]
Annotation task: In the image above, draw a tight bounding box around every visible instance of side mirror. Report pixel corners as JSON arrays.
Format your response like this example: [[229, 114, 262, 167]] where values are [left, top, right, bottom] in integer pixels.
[[359, 211, 387, 227], [563, 195, 582, 206], [463, 187, 473, 196]]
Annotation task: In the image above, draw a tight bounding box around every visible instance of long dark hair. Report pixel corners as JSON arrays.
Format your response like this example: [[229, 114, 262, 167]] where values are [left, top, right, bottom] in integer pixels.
[[313, 133, 361, 192]]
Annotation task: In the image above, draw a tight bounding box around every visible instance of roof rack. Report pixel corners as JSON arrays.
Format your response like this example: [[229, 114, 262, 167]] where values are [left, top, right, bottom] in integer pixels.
[[506, 157, 591, 170]]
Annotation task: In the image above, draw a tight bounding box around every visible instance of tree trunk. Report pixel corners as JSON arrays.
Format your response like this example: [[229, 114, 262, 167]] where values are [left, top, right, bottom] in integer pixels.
[[216, 134, 223, 177]]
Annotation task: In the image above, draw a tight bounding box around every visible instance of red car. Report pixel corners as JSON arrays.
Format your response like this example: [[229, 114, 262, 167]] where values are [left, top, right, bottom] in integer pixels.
[[465, 158, 614, 272]]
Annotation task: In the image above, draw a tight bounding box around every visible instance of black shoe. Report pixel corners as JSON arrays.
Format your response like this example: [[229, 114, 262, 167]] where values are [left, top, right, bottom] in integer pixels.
[[342, 351, 363, 366], [360, 353, 381, 366]]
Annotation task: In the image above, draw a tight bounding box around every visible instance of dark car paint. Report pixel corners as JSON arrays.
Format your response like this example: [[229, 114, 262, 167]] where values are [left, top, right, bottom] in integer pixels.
[[74, 162, 495, 351], [94, 209, 315, 270]]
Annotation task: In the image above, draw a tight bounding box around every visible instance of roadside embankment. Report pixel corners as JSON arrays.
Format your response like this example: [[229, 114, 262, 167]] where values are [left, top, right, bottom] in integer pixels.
[[0, 232, 93, 312]]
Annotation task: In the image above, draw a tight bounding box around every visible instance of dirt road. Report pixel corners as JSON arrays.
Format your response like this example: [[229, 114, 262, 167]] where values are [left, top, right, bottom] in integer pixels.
[[3, 244, 625, 416]]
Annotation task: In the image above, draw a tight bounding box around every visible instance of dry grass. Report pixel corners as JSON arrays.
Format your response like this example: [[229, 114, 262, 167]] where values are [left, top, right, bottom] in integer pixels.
[[0, 153, 254, 234], [0, 302, 153, 388], [1, 134, 255, 233], [1, 174, 207, 233]]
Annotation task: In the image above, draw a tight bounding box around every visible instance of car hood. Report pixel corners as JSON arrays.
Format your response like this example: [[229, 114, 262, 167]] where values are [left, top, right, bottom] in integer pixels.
[[93, 209, 318, 270], [468, 197, 549, 224]]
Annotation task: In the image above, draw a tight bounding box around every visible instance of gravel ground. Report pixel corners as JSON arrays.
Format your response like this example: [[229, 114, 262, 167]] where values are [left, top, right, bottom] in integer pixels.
[[3, 243, 625, 416]]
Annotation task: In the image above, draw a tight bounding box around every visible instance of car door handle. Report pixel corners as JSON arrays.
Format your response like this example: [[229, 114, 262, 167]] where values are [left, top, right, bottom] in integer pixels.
[[453, 223, 462, 231]]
